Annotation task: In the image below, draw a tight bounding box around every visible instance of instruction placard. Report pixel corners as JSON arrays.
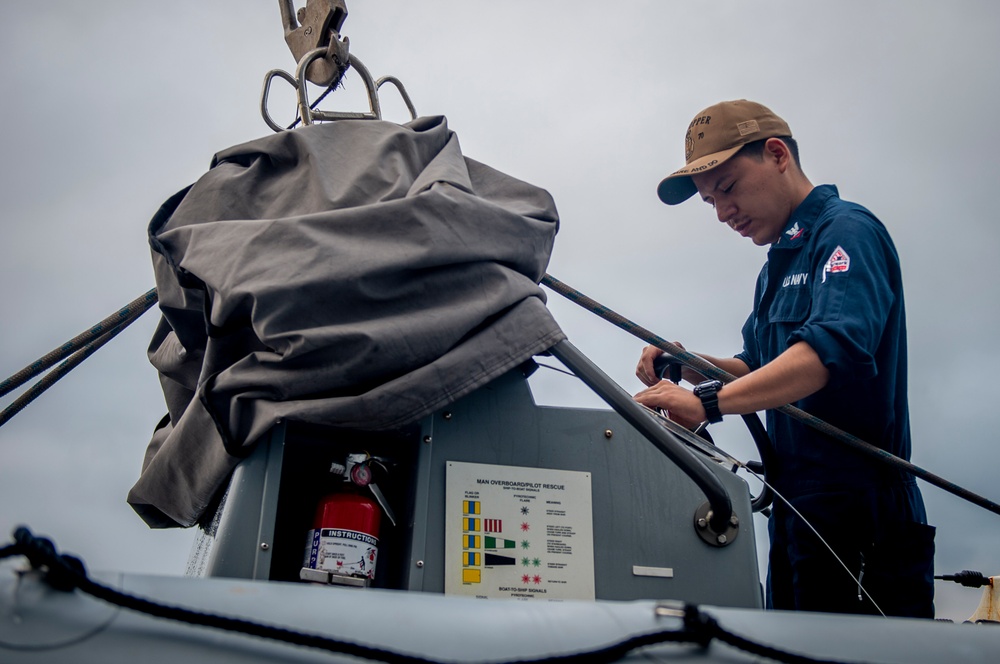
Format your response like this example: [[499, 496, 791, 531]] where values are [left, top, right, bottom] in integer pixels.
[[444, 461, 595, 600]]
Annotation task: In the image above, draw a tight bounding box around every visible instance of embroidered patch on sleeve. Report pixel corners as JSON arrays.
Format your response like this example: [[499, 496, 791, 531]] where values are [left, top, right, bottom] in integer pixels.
[[822, 246, 850, 283]]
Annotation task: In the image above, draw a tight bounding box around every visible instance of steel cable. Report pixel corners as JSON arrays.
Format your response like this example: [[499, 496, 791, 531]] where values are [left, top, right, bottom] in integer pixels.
[[540, 273, 1000, 517], [6, 275, 998, 518]]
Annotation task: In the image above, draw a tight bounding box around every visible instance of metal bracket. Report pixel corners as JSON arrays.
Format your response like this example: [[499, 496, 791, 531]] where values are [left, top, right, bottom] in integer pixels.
[[694, 501, 739, 547], [299, 566, 371, 587]]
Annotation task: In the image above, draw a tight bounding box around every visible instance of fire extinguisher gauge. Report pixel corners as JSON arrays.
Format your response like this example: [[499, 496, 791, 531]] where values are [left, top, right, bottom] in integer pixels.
[[350, 462, 373, 486]]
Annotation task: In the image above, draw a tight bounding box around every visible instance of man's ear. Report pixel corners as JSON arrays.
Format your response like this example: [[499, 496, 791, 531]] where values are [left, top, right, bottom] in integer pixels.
[[764, 137, 791, 173]]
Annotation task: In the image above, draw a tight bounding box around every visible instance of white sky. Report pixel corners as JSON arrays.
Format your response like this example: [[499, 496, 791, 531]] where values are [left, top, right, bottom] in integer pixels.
[[2, 1, 999, 621]]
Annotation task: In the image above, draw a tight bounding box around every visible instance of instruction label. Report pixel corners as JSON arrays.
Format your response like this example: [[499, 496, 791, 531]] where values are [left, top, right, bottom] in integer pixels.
[[444, 461, 594, 600]]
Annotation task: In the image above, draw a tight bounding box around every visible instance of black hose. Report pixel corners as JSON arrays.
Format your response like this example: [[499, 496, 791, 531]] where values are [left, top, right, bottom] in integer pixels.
[[935, 570, 992, 588], [740, 413, 775, 513]]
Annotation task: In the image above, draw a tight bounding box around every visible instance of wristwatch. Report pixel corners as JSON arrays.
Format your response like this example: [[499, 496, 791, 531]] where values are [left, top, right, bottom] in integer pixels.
[[693, 379, 724, 424]]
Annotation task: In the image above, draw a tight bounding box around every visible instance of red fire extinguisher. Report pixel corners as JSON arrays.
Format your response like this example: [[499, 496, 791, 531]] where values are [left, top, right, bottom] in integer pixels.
[[301, 453, 396, 587]]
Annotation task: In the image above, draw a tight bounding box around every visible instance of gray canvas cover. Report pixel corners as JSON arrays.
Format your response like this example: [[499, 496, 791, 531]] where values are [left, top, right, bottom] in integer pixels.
[[128, 115, 564, 528]]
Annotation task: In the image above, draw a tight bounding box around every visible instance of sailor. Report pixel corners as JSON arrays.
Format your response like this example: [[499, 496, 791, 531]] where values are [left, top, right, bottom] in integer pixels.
[[633, 99, 935, 617]]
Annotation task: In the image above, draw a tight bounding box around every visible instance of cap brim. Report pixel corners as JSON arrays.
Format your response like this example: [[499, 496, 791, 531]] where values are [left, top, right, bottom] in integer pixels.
[[657, 176, 697, 205], [656, 145, 744, 205]]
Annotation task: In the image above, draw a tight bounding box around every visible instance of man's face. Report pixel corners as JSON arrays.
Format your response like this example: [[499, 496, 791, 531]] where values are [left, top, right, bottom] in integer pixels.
[[690, 152, 789, 246]]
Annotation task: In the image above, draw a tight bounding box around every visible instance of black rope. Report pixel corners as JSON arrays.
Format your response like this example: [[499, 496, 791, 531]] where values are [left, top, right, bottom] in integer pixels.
[[0, 289, 158, 429], [287, 81, 340, 130], [540, 273, 1000, 518], [5, 527, 439, 664], [701, 614, 854, 664], [2, 526, 871, 664]]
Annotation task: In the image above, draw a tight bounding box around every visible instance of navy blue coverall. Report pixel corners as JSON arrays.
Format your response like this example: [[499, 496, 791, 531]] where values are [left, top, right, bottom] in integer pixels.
[[735, 184, 935, 616]]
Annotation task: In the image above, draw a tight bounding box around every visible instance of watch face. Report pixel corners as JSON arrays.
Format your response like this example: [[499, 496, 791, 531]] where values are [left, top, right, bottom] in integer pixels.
[[695, 380, 721, 396]]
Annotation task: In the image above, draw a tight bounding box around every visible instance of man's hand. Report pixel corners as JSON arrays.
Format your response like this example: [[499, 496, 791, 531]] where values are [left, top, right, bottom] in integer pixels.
[[635, 345, 667, 387], [635, 343, 705, 387], [634, 341, 827, 425], [633, 380, 706, 429]]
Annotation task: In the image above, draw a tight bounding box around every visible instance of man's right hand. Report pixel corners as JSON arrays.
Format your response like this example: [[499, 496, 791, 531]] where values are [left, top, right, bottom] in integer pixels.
[[637, 342, 711, 387], [636, 344, 675, 387]]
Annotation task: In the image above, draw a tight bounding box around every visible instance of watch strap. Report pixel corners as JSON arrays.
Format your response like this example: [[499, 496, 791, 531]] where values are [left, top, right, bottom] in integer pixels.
[[694, 380, 724, 424]]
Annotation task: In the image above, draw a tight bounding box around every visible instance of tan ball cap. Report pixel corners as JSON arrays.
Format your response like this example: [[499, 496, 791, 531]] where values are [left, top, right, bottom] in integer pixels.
[[657, 100, 792, 205]]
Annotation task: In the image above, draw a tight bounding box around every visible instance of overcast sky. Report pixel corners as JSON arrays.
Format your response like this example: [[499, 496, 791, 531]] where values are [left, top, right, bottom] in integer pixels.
[[2, 1, 999, 621]]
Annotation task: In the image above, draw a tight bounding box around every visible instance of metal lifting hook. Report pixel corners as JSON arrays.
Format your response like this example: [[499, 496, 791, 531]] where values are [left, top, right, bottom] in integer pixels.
[[262, 1, 419, 131], [279, 0, 350, 87]]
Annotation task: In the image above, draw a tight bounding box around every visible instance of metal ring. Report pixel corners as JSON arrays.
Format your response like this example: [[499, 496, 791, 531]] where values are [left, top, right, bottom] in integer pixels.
[[297, 49, 381, 124], [260, 68, 299, 133], [376, 76, 418, 121], [260, 51, 417, 130]]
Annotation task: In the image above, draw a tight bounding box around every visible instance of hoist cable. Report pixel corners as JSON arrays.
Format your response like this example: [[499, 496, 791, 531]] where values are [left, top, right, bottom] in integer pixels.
[[741, 466, 888, 617], [540, 273, 1000, 518]]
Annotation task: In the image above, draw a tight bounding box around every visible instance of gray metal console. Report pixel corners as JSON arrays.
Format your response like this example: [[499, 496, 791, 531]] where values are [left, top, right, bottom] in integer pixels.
[[189, 357, 762, 609]]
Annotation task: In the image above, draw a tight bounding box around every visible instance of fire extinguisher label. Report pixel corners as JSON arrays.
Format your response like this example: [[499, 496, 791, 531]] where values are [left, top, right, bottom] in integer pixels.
[[303, 528, 379, 578]]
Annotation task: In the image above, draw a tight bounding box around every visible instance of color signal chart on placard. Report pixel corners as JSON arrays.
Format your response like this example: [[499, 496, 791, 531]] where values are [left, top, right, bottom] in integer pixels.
[[445, 461, 595, 601]]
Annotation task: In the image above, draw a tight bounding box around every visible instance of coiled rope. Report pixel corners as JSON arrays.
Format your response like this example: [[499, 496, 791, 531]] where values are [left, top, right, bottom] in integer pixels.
[[540, 273, 1000, 518]]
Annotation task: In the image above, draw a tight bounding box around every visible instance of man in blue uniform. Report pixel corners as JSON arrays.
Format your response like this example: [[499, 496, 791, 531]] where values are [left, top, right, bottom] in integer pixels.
[[634, 99, 935, 617]]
